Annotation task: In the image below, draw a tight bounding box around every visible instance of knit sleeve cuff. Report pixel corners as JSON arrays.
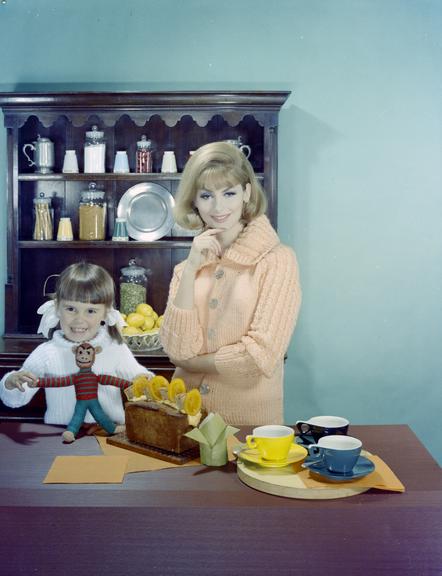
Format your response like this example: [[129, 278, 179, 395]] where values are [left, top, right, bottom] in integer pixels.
[[160, 303, 203, 359], [0, 374, 38, 408], [214, 342, 264, 378]]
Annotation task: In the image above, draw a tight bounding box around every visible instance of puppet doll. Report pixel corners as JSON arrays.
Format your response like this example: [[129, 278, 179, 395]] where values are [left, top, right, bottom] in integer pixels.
[[33, 342, 132, 443]]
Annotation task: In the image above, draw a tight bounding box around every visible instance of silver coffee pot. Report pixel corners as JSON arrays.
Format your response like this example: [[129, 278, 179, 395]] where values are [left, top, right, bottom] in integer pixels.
[[224, 137, 251, 159], [23, 135, 55, 174]]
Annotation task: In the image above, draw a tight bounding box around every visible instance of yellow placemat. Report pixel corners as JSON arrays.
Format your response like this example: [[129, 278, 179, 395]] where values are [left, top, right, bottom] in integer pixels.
[[95, 435, 200, 472], [43, 455, 129, 484], [95, 435, 239, 473]]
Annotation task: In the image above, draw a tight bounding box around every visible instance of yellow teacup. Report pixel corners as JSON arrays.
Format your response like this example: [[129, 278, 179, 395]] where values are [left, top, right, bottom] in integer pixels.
[[246, 425, 295, 461]]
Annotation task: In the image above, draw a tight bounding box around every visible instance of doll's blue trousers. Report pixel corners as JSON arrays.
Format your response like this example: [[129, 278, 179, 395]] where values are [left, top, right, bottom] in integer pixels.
[[67, 399, 116, 436]]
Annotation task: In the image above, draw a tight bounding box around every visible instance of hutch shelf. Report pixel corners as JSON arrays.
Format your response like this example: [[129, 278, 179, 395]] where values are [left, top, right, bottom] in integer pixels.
[[0, 91, 289, 404]]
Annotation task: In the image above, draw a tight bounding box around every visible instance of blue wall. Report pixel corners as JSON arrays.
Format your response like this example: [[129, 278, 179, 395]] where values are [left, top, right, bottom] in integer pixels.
[[1, 0, 441, 465]]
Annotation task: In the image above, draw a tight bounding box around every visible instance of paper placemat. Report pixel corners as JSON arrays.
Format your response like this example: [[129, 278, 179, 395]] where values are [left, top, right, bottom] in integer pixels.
[[96, 436, 200, 472], [96, 434, 239, 473], [43, 455, 129, 484]]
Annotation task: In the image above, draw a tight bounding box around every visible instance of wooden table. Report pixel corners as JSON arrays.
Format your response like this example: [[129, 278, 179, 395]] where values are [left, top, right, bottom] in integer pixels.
[[0, 423, 440, 576]]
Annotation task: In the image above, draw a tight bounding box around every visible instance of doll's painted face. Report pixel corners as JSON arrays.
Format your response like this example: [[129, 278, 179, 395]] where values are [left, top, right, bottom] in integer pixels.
[[75, 342, 96, 369], [58, 300, 107, 342], [194, 183, 251, 231]]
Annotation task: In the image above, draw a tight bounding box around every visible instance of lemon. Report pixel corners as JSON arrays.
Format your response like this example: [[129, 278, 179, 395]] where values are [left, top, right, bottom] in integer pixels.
[[120, 313, 127, 321], [136, 303, 154, 317], [122, 326, 142, 336], [132, 375, 150, 397], [183, 389, 202, 416], [126, 312, 145, 328], [168, 378, 186, 401], [142, 316, 156, 331], [152, 311, 159, 322], [156, 315, 164, 328], [147, 375, 169, 401]]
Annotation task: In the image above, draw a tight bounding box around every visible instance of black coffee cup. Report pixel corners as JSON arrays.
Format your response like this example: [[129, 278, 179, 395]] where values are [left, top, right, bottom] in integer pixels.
[[295, 416, 349, 444]]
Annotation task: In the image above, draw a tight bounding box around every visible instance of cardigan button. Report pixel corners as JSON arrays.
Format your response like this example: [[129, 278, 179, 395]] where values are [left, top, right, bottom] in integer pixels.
[[208, 328, 216, 339], [200, 383, 210, 395], [214, 269, 224, 279], [209, 298, 218, 309]]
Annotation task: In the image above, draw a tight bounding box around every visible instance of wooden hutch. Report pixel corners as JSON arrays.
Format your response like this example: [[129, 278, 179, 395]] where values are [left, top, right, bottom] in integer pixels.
[[0, 90, 290, 418]]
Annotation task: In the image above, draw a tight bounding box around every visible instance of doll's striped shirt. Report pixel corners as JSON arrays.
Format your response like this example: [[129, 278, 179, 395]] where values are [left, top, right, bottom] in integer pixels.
[[37, 370, 131, 401]]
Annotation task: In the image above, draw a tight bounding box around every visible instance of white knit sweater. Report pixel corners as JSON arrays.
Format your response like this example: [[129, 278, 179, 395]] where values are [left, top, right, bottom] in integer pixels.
[[160, 215, 301, 425], [0, 327, 153, 425]]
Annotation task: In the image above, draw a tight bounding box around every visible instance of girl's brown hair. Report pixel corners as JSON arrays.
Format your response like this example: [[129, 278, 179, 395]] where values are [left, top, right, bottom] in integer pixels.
[[54, 262, 122, 343]]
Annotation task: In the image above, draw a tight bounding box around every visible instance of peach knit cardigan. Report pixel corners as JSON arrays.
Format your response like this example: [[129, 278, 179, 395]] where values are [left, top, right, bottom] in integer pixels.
[[160, 215, 301, 425]]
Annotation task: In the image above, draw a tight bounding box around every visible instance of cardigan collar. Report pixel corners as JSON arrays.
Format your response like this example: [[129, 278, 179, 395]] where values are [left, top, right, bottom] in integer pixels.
[[201, 215, 280, 268]]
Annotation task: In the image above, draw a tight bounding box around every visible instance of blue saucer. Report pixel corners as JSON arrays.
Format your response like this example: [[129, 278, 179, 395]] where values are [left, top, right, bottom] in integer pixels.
[[302, 455, 375, 482]]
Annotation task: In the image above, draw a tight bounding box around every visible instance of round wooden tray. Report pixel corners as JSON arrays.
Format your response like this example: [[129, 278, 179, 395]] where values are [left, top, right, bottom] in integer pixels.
[[237, 460, 370, 500]]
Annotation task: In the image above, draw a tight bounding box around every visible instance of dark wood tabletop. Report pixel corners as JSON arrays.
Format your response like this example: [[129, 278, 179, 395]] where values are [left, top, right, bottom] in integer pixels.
[[0, 422, 440, 576]]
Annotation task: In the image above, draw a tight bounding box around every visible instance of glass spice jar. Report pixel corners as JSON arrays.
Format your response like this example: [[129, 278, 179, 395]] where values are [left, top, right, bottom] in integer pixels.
[[84, 125, 106, 173], [136, 134, 153, 173], [33, 193, 53, 240], [79, 182, 107, 240], [119, 259, 149, 315]]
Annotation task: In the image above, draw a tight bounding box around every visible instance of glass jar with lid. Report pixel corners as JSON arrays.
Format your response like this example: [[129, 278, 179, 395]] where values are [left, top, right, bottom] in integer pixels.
[[136, 134, 153, 173], [78, 182, 107, 240], [84, 125, 106, 173], [119, 259, 150, 315], [33, 192, 53, 240]]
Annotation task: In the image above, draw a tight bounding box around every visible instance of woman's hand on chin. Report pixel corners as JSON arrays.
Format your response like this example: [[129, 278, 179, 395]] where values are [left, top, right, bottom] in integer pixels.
[[187, 228, 223, 269]]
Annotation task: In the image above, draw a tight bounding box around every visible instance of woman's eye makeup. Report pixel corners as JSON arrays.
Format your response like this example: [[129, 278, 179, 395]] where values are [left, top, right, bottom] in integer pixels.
[[198, 187, 237, 200]]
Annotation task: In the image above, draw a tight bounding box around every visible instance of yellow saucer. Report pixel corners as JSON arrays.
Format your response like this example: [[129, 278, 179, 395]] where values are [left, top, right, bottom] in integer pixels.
[[237, 444, 308, 468]]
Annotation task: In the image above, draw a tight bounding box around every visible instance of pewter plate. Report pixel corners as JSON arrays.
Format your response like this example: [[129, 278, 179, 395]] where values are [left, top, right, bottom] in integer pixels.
[[117, 182, 175, 241]]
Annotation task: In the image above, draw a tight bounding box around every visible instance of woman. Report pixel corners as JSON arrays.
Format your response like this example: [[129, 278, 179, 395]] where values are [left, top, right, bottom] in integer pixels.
[[160, 142, 301, 425]]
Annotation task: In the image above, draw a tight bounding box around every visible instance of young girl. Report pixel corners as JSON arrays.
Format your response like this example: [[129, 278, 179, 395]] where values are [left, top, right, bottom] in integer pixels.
[[0, 262, 153, 437], [160, 142, 301, 426]]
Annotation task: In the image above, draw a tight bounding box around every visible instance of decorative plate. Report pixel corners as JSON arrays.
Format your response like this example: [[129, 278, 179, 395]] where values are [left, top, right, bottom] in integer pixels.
[[117, 182, 175, 241]]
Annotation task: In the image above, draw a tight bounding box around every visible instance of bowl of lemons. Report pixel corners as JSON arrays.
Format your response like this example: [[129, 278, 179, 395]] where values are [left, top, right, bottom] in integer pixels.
[[121, 303, 163, 352]]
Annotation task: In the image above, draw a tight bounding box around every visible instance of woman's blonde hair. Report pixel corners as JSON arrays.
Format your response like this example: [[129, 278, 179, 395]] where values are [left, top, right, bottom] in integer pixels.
[[54, 262, 122, 343], [174, 141, 267, 229]]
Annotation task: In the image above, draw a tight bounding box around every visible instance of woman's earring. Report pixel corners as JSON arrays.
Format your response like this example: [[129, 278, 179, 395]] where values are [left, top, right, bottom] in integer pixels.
[[100, 320, 106, 326]]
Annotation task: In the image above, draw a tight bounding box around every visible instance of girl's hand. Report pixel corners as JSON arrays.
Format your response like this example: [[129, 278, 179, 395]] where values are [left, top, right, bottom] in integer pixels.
[[5, 371, 38, 392], [186, 229, 223, 270]]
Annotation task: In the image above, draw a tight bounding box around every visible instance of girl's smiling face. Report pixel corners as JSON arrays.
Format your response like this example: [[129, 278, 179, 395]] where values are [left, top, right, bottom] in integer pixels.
[[57, 300, 107, 342], [194, 182, 251, 231]]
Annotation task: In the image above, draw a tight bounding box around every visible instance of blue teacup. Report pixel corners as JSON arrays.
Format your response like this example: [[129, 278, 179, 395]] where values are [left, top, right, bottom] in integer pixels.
[[295, 416, 349, 444], [308, 435, 362, 474]]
